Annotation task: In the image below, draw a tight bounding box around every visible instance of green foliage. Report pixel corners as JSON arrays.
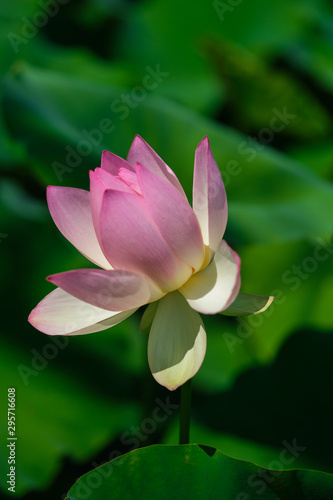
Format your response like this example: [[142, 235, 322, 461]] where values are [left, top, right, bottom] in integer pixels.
[[66, 444, 333, 499], [1, 0, 333, 497], [165, 329, 333, 475]]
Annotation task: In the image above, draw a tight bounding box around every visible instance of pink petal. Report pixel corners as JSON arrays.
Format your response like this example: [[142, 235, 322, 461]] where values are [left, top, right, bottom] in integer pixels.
[[28, 288, 136, 335], [193, 137, 228, 259], [90, 169, 133, 243], [179, 240, 241, 314], [101, 150, 134, 175], [47, 186, 111, 269], [136, 163, 204, 271], [118, 167, 142, 195], [94, 167, 133, 192], [47, 268, 163, 311], [99, 189, 192, 292], [127, 135, 186, 197]]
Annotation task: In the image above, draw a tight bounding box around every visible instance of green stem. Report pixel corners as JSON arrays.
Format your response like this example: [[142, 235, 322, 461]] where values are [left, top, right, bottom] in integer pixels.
[[179, 378, 192, 445]]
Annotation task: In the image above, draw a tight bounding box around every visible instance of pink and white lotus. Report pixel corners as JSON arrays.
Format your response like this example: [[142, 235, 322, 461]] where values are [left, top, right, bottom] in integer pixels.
[[29, 136, 273, 390]]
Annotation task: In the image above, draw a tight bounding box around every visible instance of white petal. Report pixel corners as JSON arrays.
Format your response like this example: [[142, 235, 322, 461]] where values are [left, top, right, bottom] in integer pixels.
[[148, 291, 206, 391], [28, 288, 136, 335], [179, 240, 241, 314]]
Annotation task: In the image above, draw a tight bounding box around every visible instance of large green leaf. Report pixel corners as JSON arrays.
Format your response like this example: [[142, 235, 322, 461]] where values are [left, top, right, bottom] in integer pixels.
[[193, 237, 333, 395], [205, 38, 331, 138], [288, 140, 333, 181], [0, 1, 42, 165], [115, 0, 319, 112], [66, 444, 333, 499], [233, 239, 333, 361], [286, 10, 333, 95], [163, 422, 327, 473], [3, 64, 333, 245], [0, 336, 140, 496]]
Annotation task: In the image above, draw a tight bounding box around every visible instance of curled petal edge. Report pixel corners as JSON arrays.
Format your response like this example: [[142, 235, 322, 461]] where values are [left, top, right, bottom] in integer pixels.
[[221, 293, 274, 317]]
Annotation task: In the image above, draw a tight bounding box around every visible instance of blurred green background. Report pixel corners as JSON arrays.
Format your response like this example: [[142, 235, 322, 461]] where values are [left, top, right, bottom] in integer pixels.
[[1, 0, 333, 497]]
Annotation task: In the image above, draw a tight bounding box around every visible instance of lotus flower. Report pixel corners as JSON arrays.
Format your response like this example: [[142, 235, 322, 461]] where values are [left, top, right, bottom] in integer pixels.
[[29, 136, 273, 390]]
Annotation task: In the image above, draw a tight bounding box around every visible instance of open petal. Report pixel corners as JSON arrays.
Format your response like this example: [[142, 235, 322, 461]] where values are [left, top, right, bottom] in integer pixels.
[[127, 135, 186, 197], [148, 291, 206, 391], [179, 240, 241, 314], [193, 137, 228, 259], [136, 163, 204, 271], [101, 150, 134, 175], [47, 268, 163, 311], [47, 186, 111, 269], [221, 292, 274, 316], [28, 287, 136, 335], [99, 189, 192, 291]]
